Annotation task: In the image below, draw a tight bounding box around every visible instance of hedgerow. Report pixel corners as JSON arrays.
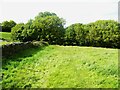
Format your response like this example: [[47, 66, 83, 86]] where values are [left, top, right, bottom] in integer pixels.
[[64, 20, 120, 48], [10, 12, 120, 48]]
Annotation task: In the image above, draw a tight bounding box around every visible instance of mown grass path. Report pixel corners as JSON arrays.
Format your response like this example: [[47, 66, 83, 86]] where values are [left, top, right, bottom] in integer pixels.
[[2, 45, 118, 88]]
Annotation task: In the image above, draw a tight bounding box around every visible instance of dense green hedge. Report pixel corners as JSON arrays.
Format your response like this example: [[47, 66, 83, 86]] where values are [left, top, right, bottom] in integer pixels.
[[64, 23, 89, 46], [87, 20, 120, 48], [64, 20, 120, 48], [9, 11, 120, 48]]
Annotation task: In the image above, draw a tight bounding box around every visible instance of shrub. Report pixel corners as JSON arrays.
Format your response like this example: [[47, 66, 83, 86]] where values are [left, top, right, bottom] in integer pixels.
[[11, 12, 65, 45], [11, 23, 24, 41], [87, 20, 120, 48], [64, 20, 120, 48], [1, 20, 16, 32], [64, 23, 89, 46], [32, 13, 65, 45]]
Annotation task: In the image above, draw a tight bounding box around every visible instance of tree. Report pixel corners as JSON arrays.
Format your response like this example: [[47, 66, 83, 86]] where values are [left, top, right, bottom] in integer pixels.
[[64, 20, 120, 48], [33, 14, 65, 44], [2, 20, 16, 32], [65, 23, 89, 45], [11, 23, 24, 41], [9, 20, 16, 28], [11, 12, 66, 44], [86, 20, 120, 48], [35, 11, 57, 19]]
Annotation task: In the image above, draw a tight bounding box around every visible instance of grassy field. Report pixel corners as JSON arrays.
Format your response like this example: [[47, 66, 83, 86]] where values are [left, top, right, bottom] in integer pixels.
[[2, 45, 118, 88], [0, 32, 13, 45], [0, 32, 12, 41]]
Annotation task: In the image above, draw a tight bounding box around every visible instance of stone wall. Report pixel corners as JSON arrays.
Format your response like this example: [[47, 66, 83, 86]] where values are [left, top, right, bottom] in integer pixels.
[[0, 41, 48, 58]]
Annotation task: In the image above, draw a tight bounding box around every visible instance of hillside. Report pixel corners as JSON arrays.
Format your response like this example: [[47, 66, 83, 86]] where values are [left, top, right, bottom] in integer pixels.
[[2, 45, 118, 88]]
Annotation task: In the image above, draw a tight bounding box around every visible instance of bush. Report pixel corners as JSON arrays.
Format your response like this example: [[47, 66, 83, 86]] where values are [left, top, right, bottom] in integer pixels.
[[11, 12, 65, 45], [10, 11, 120, 48], [64, 20, 120, 48], [64, 23, 89, 46], [1, 20, 16, 32], [11, 23, 24, 41], [87, 20, 120, 48], [32, 12, 65, 44]]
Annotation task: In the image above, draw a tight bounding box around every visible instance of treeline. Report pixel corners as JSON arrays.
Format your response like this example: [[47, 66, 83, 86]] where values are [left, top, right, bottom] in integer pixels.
[[0, 11, 120, 48], [65, 21, 120, 48]]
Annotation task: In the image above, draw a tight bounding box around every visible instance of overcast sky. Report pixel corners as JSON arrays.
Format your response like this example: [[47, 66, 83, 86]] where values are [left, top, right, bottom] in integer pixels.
[[0, 0, 119, 26]]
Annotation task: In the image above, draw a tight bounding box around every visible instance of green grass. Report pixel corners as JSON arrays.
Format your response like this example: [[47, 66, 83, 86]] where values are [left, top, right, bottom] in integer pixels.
[[0, 32, 12, 41], [2, 45, 118, 88], [0, 32, 16, 45], [0, 32, 12, 45]]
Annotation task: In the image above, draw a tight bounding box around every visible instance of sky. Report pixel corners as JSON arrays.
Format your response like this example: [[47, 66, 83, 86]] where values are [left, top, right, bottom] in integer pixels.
[[0, 0, 119, 26]]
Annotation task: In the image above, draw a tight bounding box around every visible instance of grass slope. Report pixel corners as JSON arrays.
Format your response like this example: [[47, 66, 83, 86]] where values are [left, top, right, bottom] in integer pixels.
[[2, 45, 118, 88], [0, 32, 12, 45], [0, 32, 11, 41]]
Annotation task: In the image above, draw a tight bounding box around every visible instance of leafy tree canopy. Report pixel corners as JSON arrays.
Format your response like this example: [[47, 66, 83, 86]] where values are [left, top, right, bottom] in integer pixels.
[[2, 20, 16, 32]]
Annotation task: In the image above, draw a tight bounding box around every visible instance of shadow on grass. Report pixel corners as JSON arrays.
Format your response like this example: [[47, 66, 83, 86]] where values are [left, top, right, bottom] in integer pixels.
[[2, 46, 48, 66]]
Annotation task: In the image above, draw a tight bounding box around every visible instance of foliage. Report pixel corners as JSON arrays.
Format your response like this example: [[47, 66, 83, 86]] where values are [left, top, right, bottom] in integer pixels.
[[1, 20, 16, 32], [35, 11, 57, 19], [87, 20, 120, 48], [9, 11, 120, 48], [65, 20, 120, 48], [11, 12, 65, 44], [33, 15, 65, 44], [65, 23, 89, 45], [2, 45, 118, 88], [11, 23, 24, 41]]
